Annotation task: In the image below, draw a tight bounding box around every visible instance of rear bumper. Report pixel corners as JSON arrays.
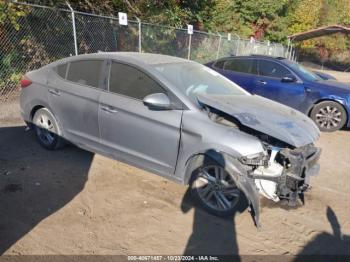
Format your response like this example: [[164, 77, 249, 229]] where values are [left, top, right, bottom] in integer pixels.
[[20, 107, 28, 122], [19, 90, 30, 122]]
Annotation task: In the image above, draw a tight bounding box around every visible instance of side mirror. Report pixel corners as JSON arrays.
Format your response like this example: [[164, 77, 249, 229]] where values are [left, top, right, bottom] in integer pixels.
[[143, 93, 172, 110], [281, 74, 297, 83]]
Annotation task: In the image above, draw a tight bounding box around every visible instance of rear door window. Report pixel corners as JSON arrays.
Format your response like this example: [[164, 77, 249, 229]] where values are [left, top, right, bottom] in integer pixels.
[[67, 60, 103, 88], [224, 58, 255, 74], [213, 60, 226, 69], [258, 60, 291, 79], [109, 62, 166, 100], [55, 63, 68, 79]]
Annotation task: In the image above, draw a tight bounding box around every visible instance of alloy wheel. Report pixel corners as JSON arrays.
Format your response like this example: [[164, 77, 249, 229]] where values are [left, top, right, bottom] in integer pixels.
[[34, 113, 56, 146], [194, 165, 240, 212], [315, 105, 343, 130]]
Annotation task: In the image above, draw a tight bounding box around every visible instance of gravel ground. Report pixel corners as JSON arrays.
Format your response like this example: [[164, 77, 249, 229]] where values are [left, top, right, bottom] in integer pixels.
[[1, 73, 350, 257]]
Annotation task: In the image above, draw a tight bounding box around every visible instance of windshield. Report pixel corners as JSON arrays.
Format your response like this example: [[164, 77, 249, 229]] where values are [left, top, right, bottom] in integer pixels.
[[287, 61, 321, 81], [153, 62, 249, 103]]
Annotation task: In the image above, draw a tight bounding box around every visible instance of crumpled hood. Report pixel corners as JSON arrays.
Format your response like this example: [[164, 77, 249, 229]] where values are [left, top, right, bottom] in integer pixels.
[[197, 94, 320, 147]]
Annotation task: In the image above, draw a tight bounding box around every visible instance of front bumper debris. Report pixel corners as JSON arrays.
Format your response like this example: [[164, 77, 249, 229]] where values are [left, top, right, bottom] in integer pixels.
[[277, 145, 321, 205], [223, 145, 321, 228], [245, 144, 321, 226]]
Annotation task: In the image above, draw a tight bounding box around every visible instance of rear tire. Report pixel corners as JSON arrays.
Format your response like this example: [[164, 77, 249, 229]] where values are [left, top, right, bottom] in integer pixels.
[[32, 108, 64, 150], [190, 158, 244, 217], [310, 101, 347, 132]]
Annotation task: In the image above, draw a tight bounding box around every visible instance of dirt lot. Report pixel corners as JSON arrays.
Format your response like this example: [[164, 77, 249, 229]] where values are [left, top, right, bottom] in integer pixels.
[[1, 101, 350, 257]]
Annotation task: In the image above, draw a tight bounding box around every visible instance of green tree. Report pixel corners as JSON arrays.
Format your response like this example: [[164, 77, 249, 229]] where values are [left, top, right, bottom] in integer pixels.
[[207, 0, 250, 36], [0, 0, 26, 30], [110, 0, 213, 28], [208, 0, 291, 40]]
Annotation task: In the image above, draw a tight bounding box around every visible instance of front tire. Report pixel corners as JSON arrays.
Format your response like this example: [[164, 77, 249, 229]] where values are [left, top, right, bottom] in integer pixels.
[[190, 159, 243, 217], [310, 101, 347, 132], [32, 108, 64, 150]]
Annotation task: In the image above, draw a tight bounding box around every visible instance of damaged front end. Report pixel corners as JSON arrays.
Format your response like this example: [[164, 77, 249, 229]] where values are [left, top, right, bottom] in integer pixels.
[[243, 144, 321, 206], [230, 139, 321, 229], [230, 140, 321, 228], [198, 94, 322, 227]]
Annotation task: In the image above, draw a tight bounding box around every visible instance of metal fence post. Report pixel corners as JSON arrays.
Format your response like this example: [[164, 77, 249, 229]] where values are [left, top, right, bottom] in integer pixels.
[[136, 17, 141, 53], [66, 2, 78, 56], [288, 46, 291, 60], [235, 34, 240, 56], [286, 38, 291, 59], [216, 33, 222, 59], [187, 33, 192, 60]]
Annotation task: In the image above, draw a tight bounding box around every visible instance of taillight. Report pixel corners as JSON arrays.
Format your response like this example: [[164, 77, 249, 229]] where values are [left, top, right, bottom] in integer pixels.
[[20, 77, 32, 88]]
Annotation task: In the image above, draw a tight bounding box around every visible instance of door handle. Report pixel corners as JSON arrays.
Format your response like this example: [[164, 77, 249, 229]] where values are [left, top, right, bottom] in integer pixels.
[[101, 105, 118, 113], [48, 89, 60, 96], [257, 80, 267, 85]]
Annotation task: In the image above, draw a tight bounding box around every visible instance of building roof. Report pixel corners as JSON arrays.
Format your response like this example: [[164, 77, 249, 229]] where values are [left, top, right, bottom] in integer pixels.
[[288, 25, 350, 41]]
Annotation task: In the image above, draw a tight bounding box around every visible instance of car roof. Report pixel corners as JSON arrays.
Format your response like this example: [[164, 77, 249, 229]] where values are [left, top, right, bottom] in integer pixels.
[[45, 52, 199, 111], [51, 52, 191, 67], [216, 55, 287, 61]]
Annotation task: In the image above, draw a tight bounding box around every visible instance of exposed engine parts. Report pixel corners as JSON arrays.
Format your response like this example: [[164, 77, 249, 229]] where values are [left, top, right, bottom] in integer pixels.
[[202, 102, 321, 226], [206, 107, 321, 206], [248, 144, 321, 205]]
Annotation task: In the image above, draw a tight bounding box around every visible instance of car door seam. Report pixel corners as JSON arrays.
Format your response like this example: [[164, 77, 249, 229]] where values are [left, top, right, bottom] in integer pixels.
[[173, 109, 184, 175]]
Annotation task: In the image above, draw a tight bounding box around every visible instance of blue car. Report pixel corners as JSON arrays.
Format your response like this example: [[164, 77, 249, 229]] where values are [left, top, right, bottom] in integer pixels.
[[206, 55, 350, 132], [313, 70, 337, 81]]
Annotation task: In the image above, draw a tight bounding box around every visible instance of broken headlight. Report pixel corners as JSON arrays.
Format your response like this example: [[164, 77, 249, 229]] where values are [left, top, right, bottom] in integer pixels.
[[239, 152, 269, 167]]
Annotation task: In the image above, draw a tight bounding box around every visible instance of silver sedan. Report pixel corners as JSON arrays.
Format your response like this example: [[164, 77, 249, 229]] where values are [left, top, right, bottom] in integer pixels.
[[20, 52, 321, 226]]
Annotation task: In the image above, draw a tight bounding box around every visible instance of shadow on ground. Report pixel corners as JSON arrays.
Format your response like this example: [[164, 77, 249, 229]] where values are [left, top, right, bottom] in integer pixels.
[[180, 150, 248, 257], [0, 125, 94, 254], [294, 206, 350, 260]]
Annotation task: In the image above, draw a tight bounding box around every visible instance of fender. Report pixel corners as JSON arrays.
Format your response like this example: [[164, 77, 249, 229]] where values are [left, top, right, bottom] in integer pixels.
[[184, 150, 261, 227], [20, 81, 52, 123], [21, 99, 51, 124], [24, 98, 67, 139], [307, 95, 348, 113]]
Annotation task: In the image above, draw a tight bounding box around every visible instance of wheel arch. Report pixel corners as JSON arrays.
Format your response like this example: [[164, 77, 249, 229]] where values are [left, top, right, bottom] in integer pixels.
[[30, 105, 45, 120], [183, 150, 261, 227], [28, 103, 64, 137], [184, 150, 226, 185], [27, 99, 53, 121], [308, 98, 348, 121]]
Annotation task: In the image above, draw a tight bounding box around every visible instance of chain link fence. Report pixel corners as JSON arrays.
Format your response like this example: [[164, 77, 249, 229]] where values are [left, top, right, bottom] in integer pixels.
[[0, 2, 295, 102]]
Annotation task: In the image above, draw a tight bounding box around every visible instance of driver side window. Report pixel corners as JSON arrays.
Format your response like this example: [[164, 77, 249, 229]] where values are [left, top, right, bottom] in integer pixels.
[[258, 60, 291, 79]]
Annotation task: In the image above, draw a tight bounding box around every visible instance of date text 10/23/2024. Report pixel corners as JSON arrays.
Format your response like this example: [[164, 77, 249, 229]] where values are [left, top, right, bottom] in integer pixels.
[[127, 256, 220, 261]]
